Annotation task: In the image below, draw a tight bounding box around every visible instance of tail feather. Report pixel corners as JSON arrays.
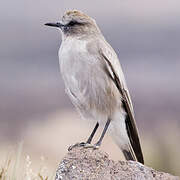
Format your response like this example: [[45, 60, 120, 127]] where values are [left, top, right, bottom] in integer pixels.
[[122, 150, 135, 161], [125, 115, 144, 164], [122, 144, 137, 161]]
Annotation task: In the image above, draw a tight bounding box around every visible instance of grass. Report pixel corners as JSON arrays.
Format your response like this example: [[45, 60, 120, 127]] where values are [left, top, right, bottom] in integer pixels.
[[0, 142, 55, 180]]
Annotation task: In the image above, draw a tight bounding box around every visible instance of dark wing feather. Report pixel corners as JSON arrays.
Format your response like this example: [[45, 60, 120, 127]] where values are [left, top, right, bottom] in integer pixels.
[[100, 51, 144, 164]]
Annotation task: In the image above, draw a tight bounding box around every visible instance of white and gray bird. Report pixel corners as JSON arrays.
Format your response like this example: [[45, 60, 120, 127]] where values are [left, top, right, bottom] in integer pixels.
[[45, 10, 144, 164]]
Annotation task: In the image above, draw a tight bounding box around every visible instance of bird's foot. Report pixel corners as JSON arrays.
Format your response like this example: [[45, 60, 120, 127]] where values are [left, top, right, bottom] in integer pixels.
[[83, 143, 100, 149], [68, 142, 88, 151], [68, 142, 100, 151]]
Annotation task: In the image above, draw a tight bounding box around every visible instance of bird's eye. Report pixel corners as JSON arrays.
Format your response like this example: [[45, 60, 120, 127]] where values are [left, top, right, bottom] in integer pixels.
[[68, 21, 78, 26]]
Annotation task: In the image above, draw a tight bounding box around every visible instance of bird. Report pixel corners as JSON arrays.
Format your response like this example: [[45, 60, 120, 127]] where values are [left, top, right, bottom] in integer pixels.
[[45, 10, 144, 164]]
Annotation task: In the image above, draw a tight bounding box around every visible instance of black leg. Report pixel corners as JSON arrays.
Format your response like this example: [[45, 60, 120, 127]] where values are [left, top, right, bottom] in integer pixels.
[[68, 122, 99, 151], [68, 119, 110, 151], [95, 118, 111, 147], [86, 122, 99, 144]]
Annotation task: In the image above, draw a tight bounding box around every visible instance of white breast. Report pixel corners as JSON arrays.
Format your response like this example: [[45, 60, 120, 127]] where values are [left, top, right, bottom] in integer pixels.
[[59, 38, 93, 106], [58, 37, 120, 121]]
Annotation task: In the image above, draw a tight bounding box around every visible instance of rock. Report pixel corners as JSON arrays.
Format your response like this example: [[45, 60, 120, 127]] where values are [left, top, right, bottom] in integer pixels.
[[55, 146, 179, 180]]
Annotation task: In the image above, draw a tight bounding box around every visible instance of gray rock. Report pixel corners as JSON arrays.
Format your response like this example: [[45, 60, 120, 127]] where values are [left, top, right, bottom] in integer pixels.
[[55, 147, 179, 180]]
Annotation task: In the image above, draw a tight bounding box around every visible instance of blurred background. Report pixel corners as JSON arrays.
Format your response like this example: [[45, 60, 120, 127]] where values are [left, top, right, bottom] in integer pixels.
[[0, 0, 180, 177]]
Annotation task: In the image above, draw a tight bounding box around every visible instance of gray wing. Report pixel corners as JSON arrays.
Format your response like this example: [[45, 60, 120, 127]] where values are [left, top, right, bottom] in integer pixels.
[[98, 41, 144, 164]]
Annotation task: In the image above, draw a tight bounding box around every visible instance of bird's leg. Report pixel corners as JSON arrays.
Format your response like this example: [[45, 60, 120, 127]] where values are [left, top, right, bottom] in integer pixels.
[[94, 118, 111, 148], [68, 122, 99, 151], [86, 122, 99, 144], [83, 118, 111, 149]]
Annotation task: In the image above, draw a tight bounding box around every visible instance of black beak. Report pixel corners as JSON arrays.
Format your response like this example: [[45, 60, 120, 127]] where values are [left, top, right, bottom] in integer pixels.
[[44, 22, 64, 28]]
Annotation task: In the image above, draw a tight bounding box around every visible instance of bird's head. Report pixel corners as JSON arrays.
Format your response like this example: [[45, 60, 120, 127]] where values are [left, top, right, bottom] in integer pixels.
[[45, 10, 100, 38]]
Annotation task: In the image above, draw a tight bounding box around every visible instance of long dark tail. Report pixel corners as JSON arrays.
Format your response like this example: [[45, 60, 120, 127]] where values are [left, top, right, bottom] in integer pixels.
[[124, 115, 144, 164], [122, 144, 137, 162]]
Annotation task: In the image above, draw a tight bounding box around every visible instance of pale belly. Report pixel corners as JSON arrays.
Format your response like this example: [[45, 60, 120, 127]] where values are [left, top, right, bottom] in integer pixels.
[[59, 39, 121, 122], [58, 38, 131, 151]]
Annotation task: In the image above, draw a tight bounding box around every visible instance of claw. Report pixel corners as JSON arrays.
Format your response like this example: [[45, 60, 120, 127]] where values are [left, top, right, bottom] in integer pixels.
[[68, 142, 100, 151], [68, 142, 87, 151], [83, 144, 100, 149]]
